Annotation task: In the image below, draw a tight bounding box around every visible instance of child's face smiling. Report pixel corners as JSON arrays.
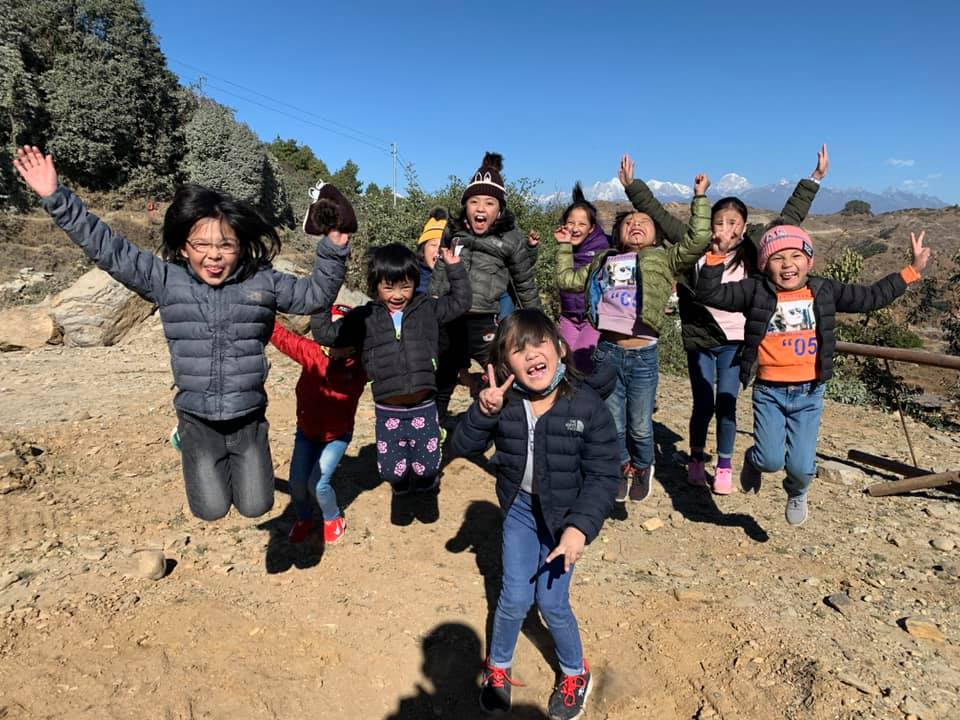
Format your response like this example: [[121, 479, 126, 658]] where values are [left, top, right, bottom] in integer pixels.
[[181, 217, 242, 286], [565, 207, 594, 246], [766, 249, 812, 291], [506, 335, 562, 396], [465, 195, 500, 236], [711, 208, 746, 253], [619, 212, 657, 252], [377, 278, 415, 313]]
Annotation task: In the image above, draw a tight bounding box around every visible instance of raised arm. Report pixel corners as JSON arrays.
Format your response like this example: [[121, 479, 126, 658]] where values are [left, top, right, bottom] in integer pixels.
[[832, 230, 927, 313], [667, 176, 713, 276], [554, 231, 593, 291], [273, 233, 350, 315], [620, 154, 689, 244], [270, 322, 328, 373], [746, 145, 828, 246], [434, 249, 473, 324]]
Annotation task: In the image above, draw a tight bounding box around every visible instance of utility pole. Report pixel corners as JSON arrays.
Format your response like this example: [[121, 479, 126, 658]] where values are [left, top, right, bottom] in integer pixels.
[[391, 143, 398, 208]]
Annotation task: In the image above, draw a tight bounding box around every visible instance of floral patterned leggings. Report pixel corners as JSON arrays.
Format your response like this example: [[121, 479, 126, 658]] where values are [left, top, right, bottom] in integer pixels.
[[374, 400, 442, 488]]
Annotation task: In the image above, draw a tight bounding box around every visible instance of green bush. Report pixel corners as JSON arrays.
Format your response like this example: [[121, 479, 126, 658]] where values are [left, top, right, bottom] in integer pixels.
[[841, 199, 872, 216], [852, 239, 886, 258]]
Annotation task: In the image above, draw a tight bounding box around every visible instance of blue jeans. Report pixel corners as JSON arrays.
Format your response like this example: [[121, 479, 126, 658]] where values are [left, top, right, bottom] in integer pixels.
[[687, 344, 742, 459], [489, 491, 583, 677], [594, 340, 658, 468], [747, 381, 824, 497], [288, 429, 351, 521], [498, 291, 515, 321]]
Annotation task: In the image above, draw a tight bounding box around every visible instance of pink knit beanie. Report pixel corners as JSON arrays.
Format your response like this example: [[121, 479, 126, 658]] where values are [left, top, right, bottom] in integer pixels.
[[758, 225, 814, 271]]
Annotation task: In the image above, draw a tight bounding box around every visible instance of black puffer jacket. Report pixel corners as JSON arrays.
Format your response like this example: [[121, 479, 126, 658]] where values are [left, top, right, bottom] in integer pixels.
[[449, 380, 619, 543], [696, 262, 915, 387], [428, 210, 540, 313], [312, 262, 470, 402]]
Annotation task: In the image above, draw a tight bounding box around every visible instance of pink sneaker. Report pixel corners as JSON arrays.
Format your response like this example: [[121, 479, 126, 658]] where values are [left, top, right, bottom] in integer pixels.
[[713, 466, 733, 495], [687, 459, 708, 487], [323, 515, 346, 544]]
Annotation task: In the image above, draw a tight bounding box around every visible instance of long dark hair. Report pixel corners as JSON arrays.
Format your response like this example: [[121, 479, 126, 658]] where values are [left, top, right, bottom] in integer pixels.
[[487, 309, 582, 401], [366, 242, 420, 297], [160, 184, 280, 276], [711, 196, 752, 272]]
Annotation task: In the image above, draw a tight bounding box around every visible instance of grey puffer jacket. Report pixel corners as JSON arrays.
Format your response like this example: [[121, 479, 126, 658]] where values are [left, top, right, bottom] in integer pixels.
[[41, 185, 349, 421], [428, 210, 540, 313]]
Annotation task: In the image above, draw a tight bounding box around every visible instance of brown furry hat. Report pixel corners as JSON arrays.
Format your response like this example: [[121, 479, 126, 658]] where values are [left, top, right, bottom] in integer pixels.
[[302, 181, 358, 236]]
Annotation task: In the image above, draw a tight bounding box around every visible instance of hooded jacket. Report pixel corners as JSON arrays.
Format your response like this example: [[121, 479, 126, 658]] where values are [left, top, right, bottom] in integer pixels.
[[560, 225, 611, 320], [41, 185, 349, 421]]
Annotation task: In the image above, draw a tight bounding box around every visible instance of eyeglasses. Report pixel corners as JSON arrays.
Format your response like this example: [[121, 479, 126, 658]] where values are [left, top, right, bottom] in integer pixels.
[[185, 239, 240, 256]]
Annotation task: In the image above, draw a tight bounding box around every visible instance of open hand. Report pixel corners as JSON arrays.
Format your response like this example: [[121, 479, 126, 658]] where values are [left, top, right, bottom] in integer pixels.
[[545, 526, 587, 572], [478, 364, 515, 416], [910, 231, 930, 274], [441, 246, 461, 265], [553, 225, 572, 244], [812, 144, 829, 181], [527, 229, 541, 247], [13, 146, 58, 198], [618, 154, 635, 188], [694, 173, 711, 196]]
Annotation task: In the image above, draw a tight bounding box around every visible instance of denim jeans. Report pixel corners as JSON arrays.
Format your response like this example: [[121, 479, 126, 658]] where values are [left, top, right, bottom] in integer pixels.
[[489, 491, 584, 677], [746, 381, 825, 497], [594, 340, 658, 468], [686, 344, 743, 459], [288, 429, 351, 521]]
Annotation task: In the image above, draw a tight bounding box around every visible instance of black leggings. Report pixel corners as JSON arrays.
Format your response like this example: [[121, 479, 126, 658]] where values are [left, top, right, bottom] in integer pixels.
[[435, 313, 498, 418]]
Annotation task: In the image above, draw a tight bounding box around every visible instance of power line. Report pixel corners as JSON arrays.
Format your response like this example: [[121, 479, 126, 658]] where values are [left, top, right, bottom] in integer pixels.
[[170, 57, 392, 148]]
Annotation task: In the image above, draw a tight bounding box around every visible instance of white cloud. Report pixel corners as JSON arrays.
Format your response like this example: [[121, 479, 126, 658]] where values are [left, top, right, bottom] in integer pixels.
[[901, 179, 929, 190], [886, 158, 915, 167]]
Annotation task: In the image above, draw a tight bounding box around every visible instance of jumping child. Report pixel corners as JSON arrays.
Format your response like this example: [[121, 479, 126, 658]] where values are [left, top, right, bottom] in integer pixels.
[[270, 307, 366, 544], [449, 309, 619, 720], [13, 146, 351, 521], [696, 224, 929, 525], [557, 157, 712, 503]]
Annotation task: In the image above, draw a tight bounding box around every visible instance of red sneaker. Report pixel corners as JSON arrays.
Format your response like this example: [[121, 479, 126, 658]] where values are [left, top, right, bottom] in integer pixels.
[[323, 515, 346, 544], [287, 518, 313, 544]]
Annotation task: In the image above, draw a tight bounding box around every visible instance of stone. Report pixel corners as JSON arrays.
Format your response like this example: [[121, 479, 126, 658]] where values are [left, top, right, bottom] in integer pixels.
[[900, 696, 932, 718], [673, 589, 707, 602], [818, 460, 865, 486], [50, 268, 155, 347], [641, 517, 664, 532], [0, 304, 59, 351], [130, 550, 167, 580], [80, 547, 107, 561], [0, 450, 21, 477], [834, 672, 878, 695], [903, 617, 946, 643], [930, 537, 955, 552], [825, 592, 853, 614], [0, 571, 21, 592]]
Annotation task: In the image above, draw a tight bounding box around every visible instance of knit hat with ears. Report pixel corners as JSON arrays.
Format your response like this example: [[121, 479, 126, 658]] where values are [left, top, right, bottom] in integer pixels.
[[461, 152, 506, 206], [757, 224, 814, 271], [302, 180, 358, 236], [417, 207, 448, 246]]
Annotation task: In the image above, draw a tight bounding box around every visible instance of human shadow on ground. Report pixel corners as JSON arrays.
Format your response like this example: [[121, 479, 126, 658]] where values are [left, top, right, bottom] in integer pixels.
[[608, 420, 769, 543], [446, 501, 563, 679], [383, 622, 550, 720]]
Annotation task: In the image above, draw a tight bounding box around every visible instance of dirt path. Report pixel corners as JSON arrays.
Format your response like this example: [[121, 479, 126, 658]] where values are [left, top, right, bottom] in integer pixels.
[[1, 319, 958, 719]]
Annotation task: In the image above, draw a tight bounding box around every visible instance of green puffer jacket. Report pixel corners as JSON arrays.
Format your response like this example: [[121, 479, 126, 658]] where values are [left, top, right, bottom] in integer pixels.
[[428, 210, 540, 314], [556, 189, 711, 336], [626, 178, 821, 351]]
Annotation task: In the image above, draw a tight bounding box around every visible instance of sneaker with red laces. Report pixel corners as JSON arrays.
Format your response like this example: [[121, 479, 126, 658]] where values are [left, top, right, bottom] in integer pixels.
[[547, 661, 592, 720], [323, 515, 346, 544], [687, 459, 708, 487], [479, 660, 522, 714], [615, 463, 633, 503], [287, 518, 313, 544], [712, 466, 733, 495]]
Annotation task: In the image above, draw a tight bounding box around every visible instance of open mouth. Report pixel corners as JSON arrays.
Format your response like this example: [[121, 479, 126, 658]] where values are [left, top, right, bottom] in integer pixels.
[[388, 299, 407, 310], [472, 214, 489, 229], [204, 265, 225, 277], [526, 362, 548, 380]]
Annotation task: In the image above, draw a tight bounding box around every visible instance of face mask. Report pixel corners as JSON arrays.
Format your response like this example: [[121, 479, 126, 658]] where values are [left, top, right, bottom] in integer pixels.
[[512, 362, 566, 397]]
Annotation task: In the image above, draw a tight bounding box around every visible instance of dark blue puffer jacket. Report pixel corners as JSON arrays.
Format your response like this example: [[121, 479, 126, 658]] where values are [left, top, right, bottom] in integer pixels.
[[449, 379, 619, 543], [41, 185, 349, 421]]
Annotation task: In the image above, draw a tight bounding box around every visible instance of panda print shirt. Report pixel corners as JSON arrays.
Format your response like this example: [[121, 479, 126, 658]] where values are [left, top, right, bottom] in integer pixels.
[[595, 252, 655, 339]]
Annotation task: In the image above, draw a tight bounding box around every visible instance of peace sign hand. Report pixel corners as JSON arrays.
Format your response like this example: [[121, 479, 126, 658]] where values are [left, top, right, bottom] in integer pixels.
[[478, 364, 515, 416], [910, 231, 930, 274]]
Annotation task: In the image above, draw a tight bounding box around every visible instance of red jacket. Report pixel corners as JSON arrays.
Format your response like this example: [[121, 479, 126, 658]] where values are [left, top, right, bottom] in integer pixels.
[[271, 323, 367, 442]]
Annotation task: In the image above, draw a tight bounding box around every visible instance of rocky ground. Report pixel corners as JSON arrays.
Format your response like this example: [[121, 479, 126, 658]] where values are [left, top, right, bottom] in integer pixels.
[[0, 315, 958, 720]]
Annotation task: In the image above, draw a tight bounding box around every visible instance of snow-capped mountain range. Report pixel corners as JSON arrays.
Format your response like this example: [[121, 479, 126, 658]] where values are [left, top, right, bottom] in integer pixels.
[[539, 174, 948, 215]]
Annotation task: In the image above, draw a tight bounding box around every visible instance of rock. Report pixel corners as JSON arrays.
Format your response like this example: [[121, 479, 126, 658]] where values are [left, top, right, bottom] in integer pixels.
[[641, 517, 664, 532], [930, 537, 955, 552], [673, 589, 707, 602], [0, 450, 21, 477], [834, 672, 878, 695], [817, 460, 864, 486], [0, 571, 21, 591], [0, 304, 59, 351], [900, 696, 932, 718], [825, 592, 853, 614], [903, 617, 946, 643], [79, 547, 107, 561], [50, 268, 155, 347], [130, 549, 167, 580]]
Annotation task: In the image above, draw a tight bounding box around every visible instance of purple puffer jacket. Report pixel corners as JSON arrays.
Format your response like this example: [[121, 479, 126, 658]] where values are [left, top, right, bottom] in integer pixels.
[[560, 225, 611, 319]]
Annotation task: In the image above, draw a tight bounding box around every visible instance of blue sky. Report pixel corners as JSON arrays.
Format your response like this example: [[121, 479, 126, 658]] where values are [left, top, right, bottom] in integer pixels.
[[143, 0, 960, 203]]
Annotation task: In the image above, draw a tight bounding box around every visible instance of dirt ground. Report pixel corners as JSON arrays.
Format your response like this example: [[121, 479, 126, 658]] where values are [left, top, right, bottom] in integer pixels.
[[1, 314, 958, 720]]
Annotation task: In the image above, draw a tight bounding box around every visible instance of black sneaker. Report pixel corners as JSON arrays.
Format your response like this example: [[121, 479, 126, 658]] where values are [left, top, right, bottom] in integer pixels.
[[547, 661, 592, 720], [479, 660, 520, 713], [615, 463, 633, 503], [629, 464, 653, 502]]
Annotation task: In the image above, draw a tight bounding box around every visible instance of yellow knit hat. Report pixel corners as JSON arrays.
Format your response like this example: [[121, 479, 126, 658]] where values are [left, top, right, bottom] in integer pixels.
[[417, 208, 448, 246]]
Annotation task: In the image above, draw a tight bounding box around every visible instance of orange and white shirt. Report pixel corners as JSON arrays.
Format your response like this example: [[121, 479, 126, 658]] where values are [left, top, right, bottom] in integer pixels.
[[757, 288, 819, 383]]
